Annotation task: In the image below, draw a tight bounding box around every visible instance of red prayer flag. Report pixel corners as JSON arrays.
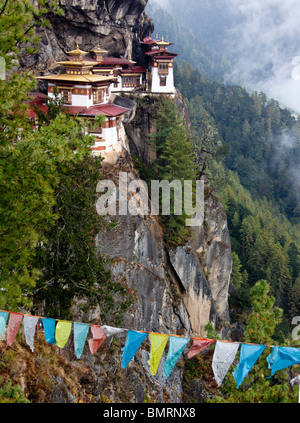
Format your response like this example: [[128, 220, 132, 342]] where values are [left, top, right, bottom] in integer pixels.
[[187, 338, 215, 359], [88, 325, 107, 354], [6, 312, 23, 347]]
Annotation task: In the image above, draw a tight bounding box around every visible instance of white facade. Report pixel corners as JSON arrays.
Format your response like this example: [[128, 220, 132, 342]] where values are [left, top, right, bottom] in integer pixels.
[[151, 66, 175, 94], [110, 75, 122, 93], [48, 83, 111, 107], [110, 73, 144, 93]]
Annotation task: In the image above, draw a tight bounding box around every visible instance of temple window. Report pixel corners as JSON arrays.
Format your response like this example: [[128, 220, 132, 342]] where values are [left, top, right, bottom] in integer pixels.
[[158, 62, 169, 75], [159, 76, 167, 87], [93, 89, 104, 104], [60, 89, 72, 104], [122, 76, 140, 88]]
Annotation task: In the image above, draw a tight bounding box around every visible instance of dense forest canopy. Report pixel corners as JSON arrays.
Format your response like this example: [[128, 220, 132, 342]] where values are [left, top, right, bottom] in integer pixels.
[[173, 59, 300, 341], [0, 0, 300, 404], [147, 2, 300, 338], [148, 0, 300, 113]]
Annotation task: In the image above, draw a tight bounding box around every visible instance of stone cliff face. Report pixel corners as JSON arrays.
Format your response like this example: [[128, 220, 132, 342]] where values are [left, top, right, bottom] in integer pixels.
[[123, 95, 232, 336], [22, 0, 153, 69], [23, 0, 233, 403], [91, 149, 232, 402]]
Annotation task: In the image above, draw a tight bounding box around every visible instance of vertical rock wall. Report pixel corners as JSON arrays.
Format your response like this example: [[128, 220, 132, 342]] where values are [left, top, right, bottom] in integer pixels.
[[23, 0, 233, 402], [22, 0, 154, 69]]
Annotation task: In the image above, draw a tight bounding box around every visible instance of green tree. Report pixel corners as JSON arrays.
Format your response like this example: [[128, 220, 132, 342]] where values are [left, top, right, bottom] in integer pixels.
[[211, 280, 299, 403], [0, 0, 63, 68], [0, 377, 30, 403], [0, 0, 92, 309], [231, 252, 243, 289], [288, 277, 300, 318], [33, 153, 132, 324], [151, 97, 197, 246], [287, 242, 300, 282]]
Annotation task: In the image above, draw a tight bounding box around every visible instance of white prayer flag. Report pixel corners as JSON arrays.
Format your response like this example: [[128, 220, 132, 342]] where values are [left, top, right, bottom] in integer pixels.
[[212, 340, 240, 386], [23, 315, 39, 352], [101, 325, 127, 337]]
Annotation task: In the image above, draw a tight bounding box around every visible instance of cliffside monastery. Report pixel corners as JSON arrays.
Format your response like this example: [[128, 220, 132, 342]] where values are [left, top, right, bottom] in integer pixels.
[[28, 36, 178, 159]]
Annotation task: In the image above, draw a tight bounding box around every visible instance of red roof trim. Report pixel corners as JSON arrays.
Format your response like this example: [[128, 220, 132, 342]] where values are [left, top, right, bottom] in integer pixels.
[[120, 66, 147, 74], [80, 104, 130, 117], [91, 146, 106, 151]]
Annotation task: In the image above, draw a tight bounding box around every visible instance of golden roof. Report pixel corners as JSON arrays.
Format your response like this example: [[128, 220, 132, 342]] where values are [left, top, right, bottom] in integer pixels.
[[56, 60, 96, 67], [156, 35, 171, 47], [89, 43, 108, 54], [66, 44, 89, 60], [37, 73, 116, 83]]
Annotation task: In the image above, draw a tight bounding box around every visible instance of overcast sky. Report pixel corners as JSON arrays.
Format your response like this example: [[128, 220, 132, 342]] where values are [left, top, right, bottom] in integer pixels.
[[225, 0, 300, 113], [149, 0, 300, 113]]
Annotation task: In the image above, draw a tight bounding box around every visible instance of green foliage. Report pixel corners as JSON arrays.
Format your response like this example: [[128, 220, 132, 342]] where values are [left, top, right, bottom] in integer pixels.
[[29, 93, 132, 323], [175, 63, 300, 223], [0, 0, 96, 310], [0, 86, 93, 309], [231, 252, 243, 289], [0, 377, 30, 403], [149, 97, 197, 246], [0, 0, 63, 68], [0, 0, 131, 324], [244, 280, 283, 345], [208, 161, 299, 332], [146, 3, 231, 82], [174, 62, 300, 221], [209, 280, 299, 403], [33, 152, 133, 323]]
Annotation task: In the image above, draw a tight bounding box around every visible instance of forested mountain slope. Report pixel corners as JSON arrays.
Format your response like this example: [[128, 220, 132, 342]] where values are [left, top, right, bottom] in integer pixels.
[[146, 2, 231, 82], [174, 61, 300, 340]]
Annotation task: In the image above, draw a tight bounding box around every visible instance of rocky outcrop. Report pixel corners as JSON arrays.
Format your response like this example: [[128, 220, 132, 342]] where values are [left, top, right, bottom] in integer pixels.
[[20, 0, 233, 403], [124, 95, 232, 333], [81, 147, 232, 402], [21, 0, 154, 70]]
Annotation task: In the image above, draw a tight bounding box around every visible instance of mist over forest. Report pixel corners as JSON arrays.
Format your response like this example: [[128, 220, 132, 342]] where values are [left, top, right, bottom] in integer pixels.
[[148, 0, 300, 113]]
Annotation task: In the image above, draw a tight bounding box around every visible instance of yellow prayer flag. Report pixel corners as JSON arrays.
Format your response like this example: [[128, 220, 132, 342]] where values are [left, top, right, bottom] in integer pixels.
[[148, 333, 169, 376], [55, 320, 72, 348]]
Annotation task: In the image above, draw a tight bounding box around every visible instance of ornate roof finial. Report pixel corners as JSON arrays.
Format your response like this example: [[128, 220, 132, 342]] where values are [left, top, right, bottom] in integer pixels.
[[66, 44, 89, 61]]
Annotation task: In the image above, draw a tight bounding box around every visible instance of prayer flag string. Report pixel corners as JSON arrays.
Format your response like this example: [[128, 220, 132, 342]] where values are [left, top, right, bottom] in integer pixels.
[[0, 308, 299, 387]]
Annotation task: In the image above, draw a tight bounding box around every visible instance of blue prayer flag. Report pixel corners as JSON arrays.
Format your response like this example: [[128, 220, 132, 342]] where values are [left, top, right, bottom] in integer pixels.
[[233, 343, 266, 388], [163, 336, 190, 379], [121, 330, 147, 369], [0, 311, 9, 336], [73, 322, 90, 359], [267, 346, 300, 376], [42, 318, 56, 345]]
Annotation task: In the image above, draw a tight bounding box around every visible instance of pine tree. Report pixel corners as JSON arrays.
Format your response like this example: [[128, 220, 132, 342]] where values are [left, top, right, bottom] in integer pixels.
[[151, 97, 197, 246], [231, 252, 243, 289], [0, 0, 92, 309]]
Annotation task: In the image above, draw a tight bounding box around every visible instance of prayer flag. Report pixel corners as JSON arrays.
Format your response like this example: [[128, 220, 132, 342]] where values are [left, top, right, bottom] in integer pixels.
[[102, 325, 126, 337], [267, 346, 300, 376], [42, 318, 56, 345], [121, 330, 148, 369], [6, 312, 23, 347], [88, 325, 107, 355], [148, 334, 169, 376], [55, 320, 72, 348], [0, 311, 9, 337], [212, 341, 240, 386], [163, 336, 190, 379], [73, 322, 90, 359], [187, 338, 215, 359], [23, 315, 39, 352], [233, 343, 266, 388]]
